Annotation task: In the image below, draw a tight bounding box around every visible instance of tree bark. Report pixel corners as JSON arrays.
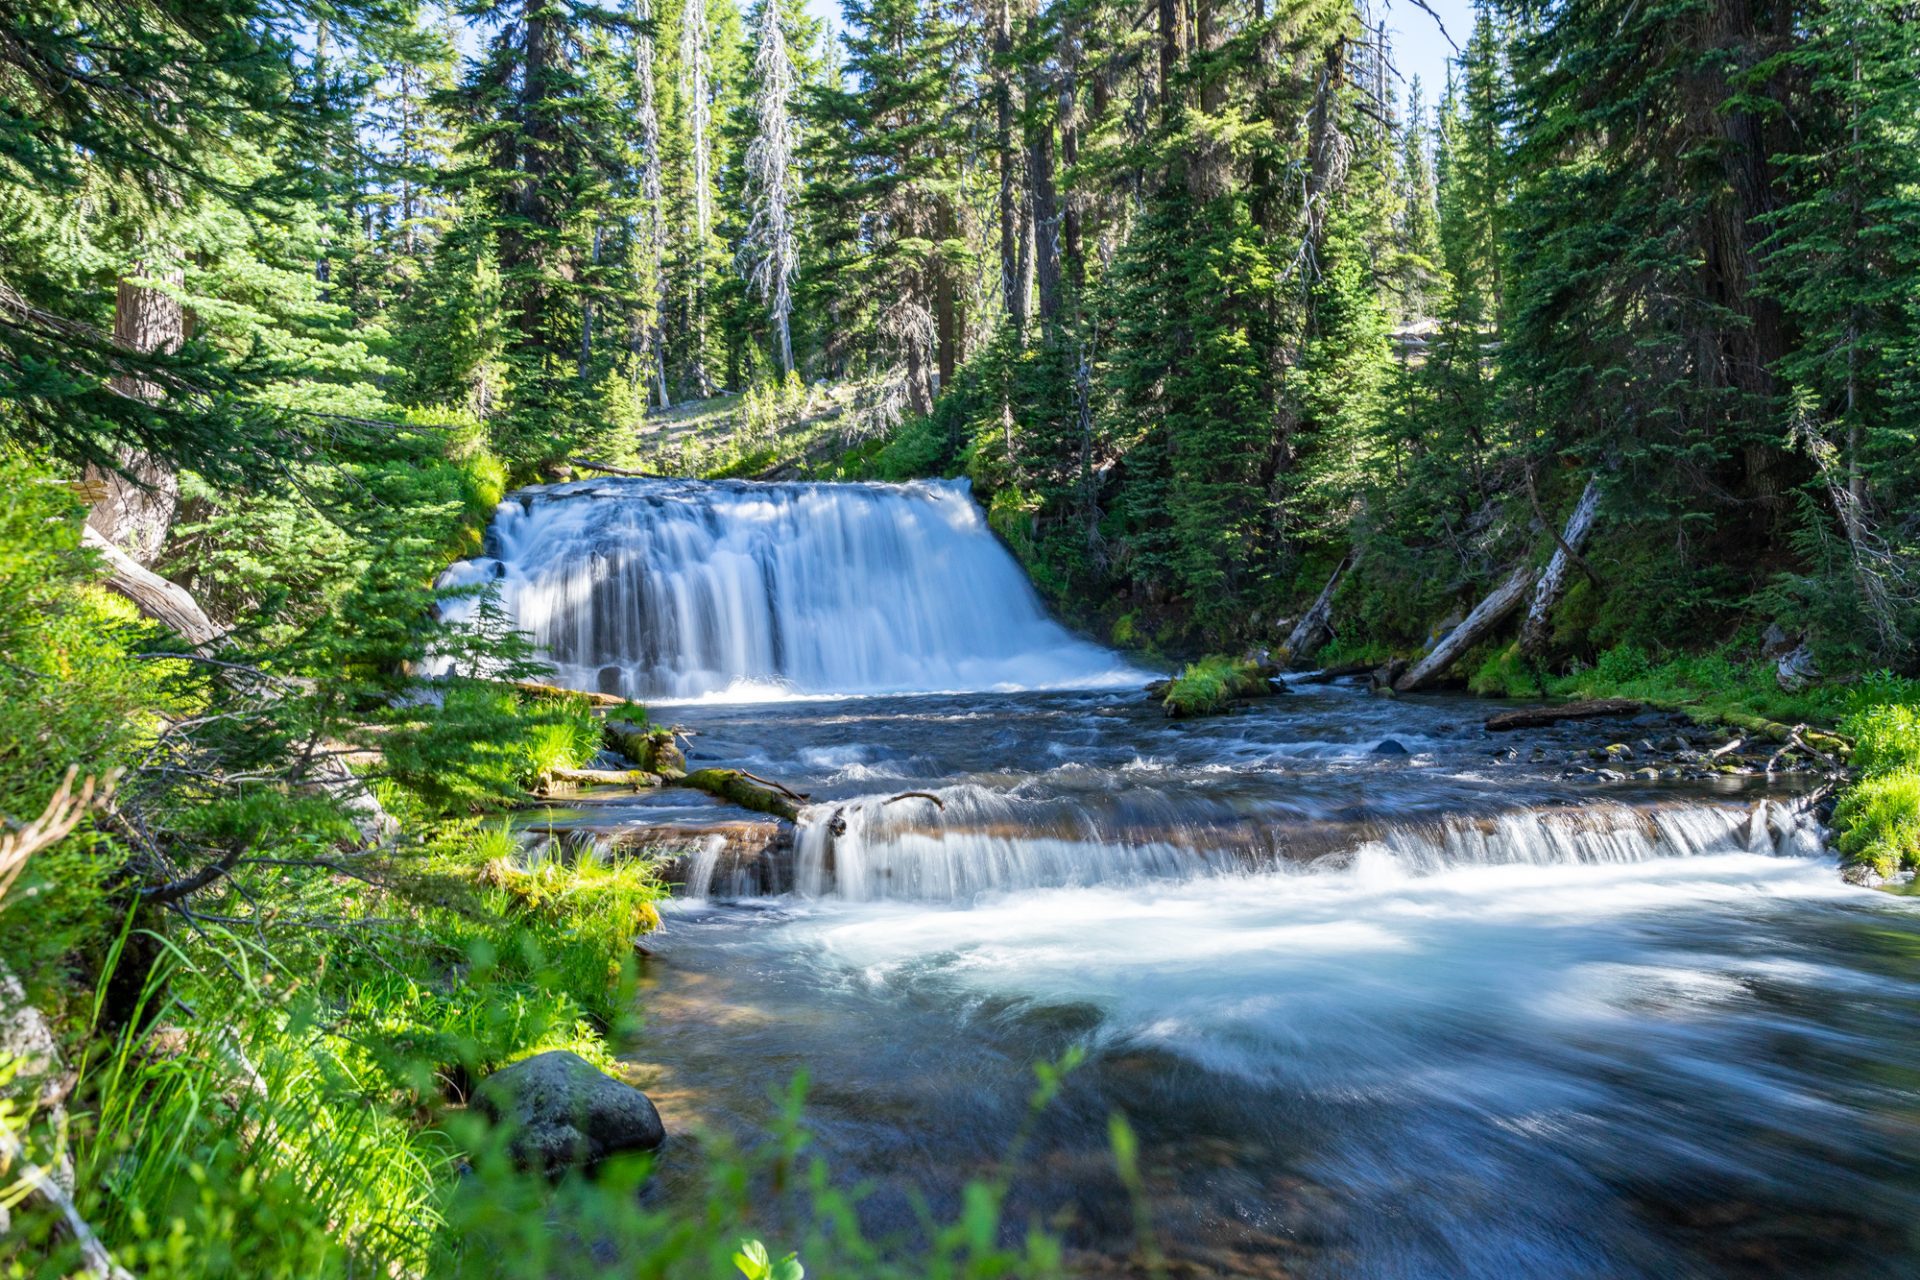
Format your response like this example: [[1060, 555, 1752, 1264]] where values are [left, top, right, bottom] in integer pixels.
[[1519, 476, 1601, 656], [87, 264, 186, 566], [1157, 0, 1181, 117], [1394, 563, 1535, 693]]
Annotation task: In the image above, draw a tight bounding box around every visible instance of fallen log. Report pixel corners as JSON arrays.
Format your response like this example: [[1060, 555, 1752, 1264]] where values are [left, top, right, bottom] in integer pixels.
[[1520, 477, 1602, 656], [1299, 661, 1374, 684], [84, 525, 218, 649], [677, 769, 804, 822], [511, 679, 640, 708], [1281, 552, 1350, 667], [1395, 563, 1535, 693], [1483, 698, 1645, 732], [605, 719, 686, 774], [541, 767, 662, 792]]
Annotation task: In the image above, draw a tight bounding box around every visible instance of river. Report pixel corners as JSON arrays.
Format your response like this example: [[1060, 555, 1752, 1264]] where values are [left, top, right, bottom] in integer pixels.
[[463, 479, 1920, 1277]]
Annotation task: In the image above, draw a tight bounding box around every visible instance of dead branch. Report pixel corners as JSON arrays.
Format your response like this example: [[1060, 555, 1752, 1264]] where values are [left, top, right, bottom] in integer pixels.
[[0, 767, 119, 906], [0, 1127, 137, 1280]]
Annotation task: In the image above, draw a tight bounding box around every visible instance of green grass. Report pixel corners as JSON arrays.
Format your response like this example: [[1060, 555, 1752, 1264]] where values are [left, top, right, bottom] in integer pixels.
[[1833, 698, 1920, 875], [1162, 655, 1275, 718]]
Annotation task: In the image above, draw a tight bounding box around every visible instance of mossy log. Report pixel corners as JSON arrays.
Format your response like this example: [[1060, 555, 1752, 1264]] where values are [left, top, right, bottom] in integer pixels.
[[512, 680, 639, 709], [677, 769, 806, 821], [604, 719, 686, 774], [540, 767, 662, 793]]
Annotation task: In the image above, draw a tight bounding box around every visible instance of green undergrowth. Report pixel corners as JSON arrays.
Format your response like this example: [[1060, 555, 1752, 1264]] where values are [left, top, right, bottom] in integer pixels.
[[1163, 655, 1276, 718], [1833, 700, 1920, 876], [1467, 640, 1862, 728]]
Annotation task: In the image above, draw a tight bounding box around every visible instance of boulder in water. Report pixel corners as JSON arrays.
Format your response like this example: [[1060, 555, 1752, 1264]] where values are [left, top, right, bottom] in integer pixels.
[[474, 1051, 664, 1173], [1371, 738, 1411, 756]]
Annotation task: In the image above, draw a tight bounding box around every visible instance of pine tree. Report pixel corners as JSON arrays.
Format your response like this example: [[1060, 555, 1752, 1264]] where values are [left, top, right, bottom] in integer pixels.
[[447, 0, 635, 467]]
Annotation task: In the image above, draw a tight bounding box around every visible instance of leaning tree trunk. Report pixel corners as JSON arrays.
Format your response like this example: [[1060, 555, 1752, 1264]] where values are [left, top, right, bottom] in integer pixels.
[[86, 264, 185, 566], [1519, 476, 1601, 657], [1394, 563, 1535, 694], [1282, 551, 1350, 667]]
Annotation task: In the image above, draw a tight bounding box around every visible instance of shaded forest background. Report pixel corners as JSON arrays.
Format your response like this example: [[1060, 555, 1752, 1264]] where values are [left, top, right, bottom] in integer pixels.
[[13, 0, 1915, 676]]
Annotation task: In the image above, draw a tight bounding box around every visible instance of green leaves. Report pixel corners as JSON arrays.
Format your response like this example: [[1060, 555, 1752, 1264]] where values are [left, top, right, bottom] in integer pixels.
[[733, 1238, 805, 1280]]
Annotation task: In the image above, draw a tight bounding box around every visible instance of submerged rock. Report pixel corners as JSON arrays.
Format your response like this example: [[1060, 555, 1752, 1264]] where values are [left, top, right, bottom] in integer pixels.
[[474, 1050, 665, 1173], [1371, 738, 1411, 756]]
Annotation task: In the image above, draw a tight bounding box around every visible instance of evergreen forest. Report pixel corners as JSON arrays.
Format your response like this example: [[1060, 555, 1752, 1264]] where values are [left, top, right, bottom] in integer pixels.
[[3, 0, 1920, 1275]]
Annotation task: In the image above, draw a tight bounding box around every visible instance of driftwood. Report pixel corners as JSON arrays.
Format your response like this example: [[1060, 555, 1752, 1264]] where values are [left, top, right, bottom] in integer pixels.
[[84, 526, 217, 648], [1710, 736, 1747, 760], [1282, 552, 1350, 667], [1299, 661, 1374, 684], [883, 791, 945, 809], [1483, 698, 1644, 732], [1395, 563, 1535, 693], [1520, 477, 1602, 656]]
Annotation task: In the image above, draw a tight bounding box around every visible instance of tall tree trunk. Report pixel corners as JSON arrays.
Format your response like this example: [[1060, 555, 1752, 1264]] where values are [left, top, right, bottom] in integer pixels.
[[994, 0, 1025, 334], [1158, 0, 1181, 117], [87, 263, 185, 566], [934, 198, 958, 388], [1058, 28, 1083, 291], [1026, 45, 1062, 325]]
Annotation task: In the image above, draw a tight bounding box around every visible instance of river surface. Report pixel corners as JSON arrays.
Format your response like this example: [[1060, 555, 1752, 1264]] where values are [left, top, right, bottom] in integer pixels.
[[572, 684, 1920, 1279], [462, 479, 1920, 1276]]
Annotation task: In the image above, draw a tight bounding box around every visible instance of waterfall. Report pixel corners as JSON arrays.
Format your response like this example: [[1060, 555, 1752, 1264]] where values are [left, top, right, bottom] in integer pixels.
[[437, 478, 1141, 701], [784, 795, 1830, 902]]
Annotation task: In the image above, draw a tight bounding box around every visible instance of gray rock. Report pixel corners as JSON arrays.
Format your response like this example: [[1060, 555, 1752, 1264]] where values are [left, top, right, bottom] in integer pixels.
[[474, 1051, 665, 1173], [1841, 863, 1885, 889], [1371, 738, 1411, 756]]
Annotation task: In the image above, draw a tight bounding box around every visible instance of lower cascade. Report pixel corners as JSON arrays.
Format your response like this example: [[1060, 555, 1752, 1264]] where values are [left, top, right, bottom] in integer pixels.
[[437, 477, 1141, 701], [727, 794, 1828, 902]]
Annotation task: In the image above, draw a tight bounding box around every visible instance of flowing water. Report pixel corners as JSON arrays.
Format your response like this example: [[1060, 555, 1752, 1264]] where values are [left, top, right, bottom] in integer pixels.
[[437, 477, 1140, 701], [487, 480, 1920, 1278]]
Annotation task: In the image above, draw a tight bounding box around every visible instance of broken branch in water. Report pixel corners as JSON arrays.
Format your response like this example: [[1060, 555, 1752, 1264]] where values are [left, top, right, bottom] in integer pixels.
[[883, 791, 945, 809], [738, 770, 809, 803]]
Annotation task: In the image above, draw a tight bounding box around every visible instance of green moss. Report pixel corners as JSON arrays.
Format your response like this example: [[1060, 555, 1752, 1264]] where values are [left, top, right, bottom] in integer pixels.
[[1163, 655, 1276, 718]]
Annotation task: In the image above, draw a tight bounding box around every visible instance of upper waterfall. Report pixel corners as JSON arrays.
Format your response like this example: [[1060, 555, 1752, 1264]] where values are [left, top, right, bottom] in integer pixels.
[[437, 477, 1144, 701]]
